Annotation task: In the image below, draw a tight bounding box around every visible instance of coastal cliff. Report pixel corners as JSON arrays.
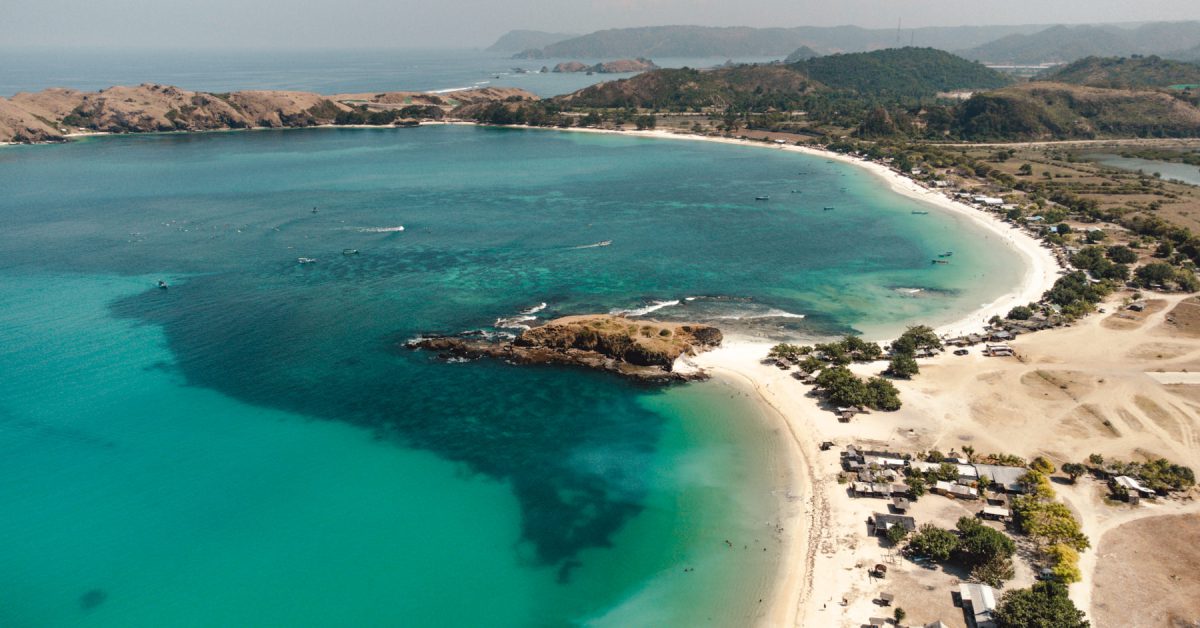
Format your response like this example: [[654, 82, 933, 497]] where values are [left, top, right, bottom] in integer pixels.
[[0, 84, 537, 143], [407, 315, 723, 382]]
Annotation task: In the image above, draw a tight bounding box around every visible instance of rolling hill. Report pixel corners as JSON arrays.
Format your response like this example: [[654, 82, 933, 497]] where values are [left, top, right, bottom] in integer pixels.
[[486, 30, 576, 53], [1036, 56, 1200, 89], [953, 82, 1200, 140], [511, 24, 1051, 59], [960, 21, 1200, 64], [793, 47, 1011, 97]]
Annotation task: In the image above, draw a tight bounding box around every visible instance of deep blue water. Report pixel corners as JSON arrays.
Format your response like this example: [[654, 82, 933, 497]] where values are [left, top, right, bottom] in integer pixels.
[[0, 125, 1023, 625]]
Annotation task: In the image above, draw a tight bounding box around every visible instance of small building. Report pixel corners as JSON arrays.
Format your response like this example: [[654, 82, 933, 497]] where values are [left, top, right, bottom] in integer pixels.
[[891, 496, 911, 513], [879, 592, 895, 606], [1127, 301, 1146, 312], [934, 480, 979, 500], [863, 454, 908, 470], [853, 482, 895, 498], [1113, 475, 1156, 499], [980, 505, 1011, 521], [989, 330, 1014, 342], [868, 512, 916, 537], [959, 582, 998, 628], [974, 464, 1028, 493], [984, 344, 1014, 357]]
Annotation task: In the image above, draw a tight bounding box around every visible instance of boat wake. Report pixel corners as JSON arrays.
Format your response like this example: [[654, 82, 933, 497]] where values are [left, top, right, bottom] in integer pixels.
[[357, 225, 406, 233], [571, 240, 612, 249]]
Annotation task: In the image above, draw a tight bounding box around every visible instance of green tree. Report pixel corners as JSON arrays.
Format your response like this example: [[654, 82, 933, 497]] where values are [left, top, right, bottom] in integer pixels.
[[1007, 305, 1034, 320], [1134, 262, 1176, 288], [887, 352, 920, 378], [955, 516, 1016, 568], [891, 324, 942, 355], [1031, 456, 1056, 474], [973, 555, 1016, 587], [994, 582, 1089, 628], [893, 607, 906, 623], [886, 523, 910, 545], [865, 376, 903, 411], [1106, 245, 1138, 264], [1061, 462, 1086, 483], [905, 524, 959, 562], [1017, 163, 1033, 176]]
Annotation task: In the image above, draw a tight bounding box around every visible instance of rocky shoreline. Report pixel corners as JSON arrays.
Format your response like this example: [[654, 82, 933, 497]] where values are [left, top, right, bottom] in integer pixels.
[[406, 314, 723, 383]]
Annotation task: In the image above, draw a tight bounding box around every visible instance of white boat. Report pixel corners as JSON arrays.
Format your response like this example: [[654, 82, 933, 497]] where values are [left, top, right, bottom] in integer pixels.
[[298, 257, 317, 264], [343, 249, 359, 255]]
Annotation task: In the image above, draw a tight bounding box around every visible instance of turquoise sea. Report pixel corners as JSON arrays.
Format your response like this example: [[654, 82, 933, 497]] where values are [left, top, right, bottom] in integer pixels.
[[0, 126, 1023, 626]]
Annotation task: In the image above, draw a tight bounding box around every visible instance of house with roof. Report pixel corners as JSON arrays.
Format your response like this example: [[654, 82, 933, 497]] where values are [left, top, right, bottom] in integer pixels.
[[974, 464, 1028, 493], [868, 512, 916, 537], [958, 582, 998, 628], [1112, 475, 1157, 500]]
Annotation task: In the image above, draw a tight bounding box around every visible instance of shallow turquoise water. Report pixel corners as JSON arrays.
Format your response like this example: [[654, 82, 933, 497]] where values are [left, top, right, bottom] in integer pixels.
[[0, 126, 1023, 626]]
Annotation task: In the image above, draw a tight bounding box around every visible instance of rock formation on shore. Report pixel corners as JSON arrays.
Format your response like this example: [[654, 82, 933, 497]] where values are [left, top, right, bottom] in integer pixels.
[[407, 314, 722, 382], [552, 58, 658, 74], [0, 84, 538, 143]]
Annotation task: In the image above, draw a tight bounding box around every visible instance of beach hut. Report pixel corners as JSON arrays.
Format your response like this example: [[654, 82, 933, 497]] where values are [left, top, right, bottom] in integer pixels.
[[958, 583, 998, 628], [869, 617, 888, 627], [891, 496, 911, 513], [973, 464, 1029, 493], [980, 505, 1011, 521], [879, 592, 895, 606], [868, 513, 916, 537], [984, 344, 1014, 357]]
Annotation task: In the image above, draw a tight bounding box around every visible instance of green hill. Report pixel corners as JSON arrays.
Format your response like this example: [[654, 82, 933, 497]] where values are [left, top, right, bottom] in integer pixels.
[[556, 64, 819, 110], [1037, 56, 1200, 89], [953, 82, 1200, 140], [793, 47, 1011, 97]]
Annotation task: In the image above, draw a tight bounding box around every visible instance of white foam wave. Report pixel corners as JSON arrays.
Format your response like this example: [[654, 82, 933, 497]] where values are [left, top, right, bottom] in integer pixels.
[[520, 302, 548, 315], [895, 287, 924, 295], [358, 225, 405, 233], [612, 300, 681, 317], [494, 315, 537, 330], [714, 308, 805, 320]]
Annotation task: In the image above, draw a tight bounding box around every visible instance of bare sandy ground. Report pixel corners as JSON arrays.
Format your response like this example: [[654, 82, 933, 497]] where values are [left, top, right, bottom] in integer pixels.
[[690, 291, 1200, 626]]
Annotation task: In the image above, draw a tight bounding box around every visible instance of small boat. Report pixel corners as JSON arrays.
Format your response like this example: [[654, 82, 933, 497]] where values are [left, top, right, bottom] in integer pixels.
[[912, 211, 929, 215], [596, 240, 612, 247], [755, 195, 770, 201], [311, 207, 318, 214], [941, 251, 954, 257], [157, 280, 168, 289], [343, 249, 359, 255], [791, 190, 802, 194], [823, 207, 835, 211], [931, 259, 950, 265], [298, 257, 317, 264]]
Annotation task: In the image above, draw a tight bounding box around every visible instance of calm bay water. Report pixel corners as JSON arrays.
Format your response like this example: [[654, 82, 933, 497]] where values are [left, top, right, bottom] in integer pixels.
[[0, 126, 1023, 626], [0, 49, 774, 98], [1089, 153, 1200, 187]]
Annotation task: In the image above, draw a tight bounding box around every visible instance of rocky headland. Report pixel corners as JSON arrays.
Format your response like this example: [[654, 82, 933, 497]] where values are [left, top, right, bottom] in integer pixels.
[[0, 84, 537, 143], [407, 314, 722, 382], [552, 59, 658, 74]]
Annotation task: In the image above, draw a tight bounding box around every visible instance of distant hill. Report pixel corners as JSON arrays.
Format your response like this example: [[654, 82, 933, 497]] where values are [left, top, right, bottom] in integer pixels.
[[794, 48, 1011, 97], [960, 21, 1200, 64], [556, 48, 1008, 109], [513, 23, 1051, 59], [784, 46, 819, 63], [1037, 56, 1200, 89], [953, 82, 1200, 140], [556, 65, 818, 110], [486, 30, 575, 53]]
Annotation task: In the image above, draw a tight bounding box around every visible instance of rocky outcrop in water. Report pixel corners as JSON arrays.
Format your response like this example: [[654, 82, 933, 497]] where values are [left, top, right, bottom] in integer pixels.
[[407, 315, 722, 382]]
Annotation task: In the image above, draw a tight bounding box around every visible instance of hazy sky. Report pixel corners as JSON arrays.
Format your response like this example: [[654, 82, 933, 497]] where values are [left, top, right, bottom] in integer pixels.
[[5, 0, 1200, 49]]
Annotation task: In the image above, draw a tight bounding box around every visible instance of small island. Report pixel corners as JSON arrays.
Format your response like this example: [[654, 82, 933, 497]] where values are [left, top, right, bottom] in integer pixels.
[[407, 314, 721, 382]]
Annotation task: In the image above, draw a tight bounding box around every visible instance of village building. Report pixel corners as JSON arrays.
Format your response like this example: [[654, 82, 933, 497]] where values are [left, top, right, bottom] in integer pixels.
[[867, 513, 916, 537], [973, 464, 1028, 493], [958, 582, 998, 628]]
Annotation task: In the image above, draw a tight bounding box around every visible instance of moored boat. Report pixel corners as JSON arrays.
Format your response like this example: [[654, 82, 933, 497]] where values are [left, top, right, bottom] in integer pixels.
[[298, 257, 317, 264]]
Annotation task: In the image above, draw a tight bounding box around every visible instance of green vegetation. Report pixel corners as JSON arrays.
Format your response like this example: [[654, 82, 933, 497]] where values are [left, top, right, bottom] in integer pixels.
[[1038, 55, 1200, 89], [1045, 271, 1113, 319], [791, 47, 1011, 98], [1096, 457, 1195, 492], [994, 581, 1090, 628], [812, 366, 902, 411], [886, 352, 919, 378], [904, 517, 1017, 586]]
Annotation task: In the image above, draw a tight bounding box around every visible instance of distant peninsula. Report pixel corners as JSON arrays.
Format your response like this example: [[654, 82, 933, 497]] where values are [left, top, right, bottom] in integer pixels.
[[553, 58, 658, 74], [0, 84, 534, 143], [407, 315, 723, 382]]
